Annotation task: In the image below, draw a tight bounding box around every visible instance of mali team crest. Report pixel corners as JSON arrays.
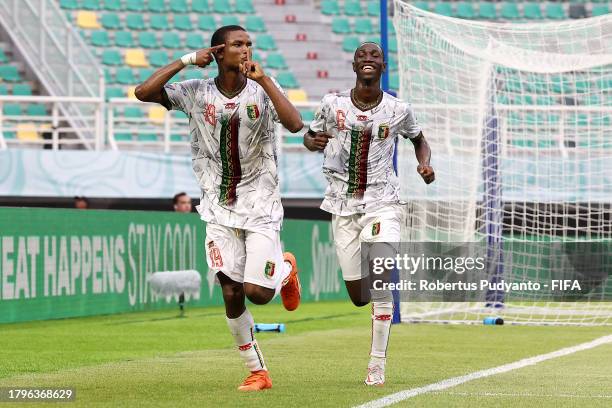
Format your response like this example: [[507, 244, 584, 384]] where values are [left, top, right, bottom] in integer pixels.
[[247, 104, 260, 120], [378, 124, 390, 139], [372, 222, 381, 236], [264, 261, 276, 278]]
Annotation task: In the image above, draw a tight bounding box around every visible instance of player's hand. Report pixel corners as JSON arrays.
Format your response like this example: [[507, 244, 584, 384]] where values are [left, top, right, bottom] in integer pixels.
[[306, 131, 333, 151], [417, 164, 435, 184], [240, 50, 265, 82], [194, 44, 225, 68]]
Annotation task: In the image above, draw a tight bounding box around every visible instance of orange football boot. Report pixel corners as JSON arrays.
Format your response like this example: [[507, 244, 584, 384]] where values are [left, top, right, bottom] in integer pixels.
[[281, 252, 301, 311], [237, 370, 272, 392]]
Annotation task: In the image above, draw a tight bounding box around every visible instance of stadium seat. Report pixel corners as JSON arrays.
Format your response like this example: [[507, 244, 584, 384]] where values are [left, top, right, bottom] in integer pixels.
[[389, 73, 399, 90], [101, 13, 122, 29], [16, 123, 39, 140], [568, 4, 586, 19], [103, 0, 123, 11], [170, 0, 189, 13], [3, 104, 22, 116], [552, 76, 572, 93], [257, 34, 277, 51], [147, 0, 167, 12], [138, 32, 158, 48], [300, 108, 315, 122], [183, 69, 204, 80], [138, 133, 158, 142], [288, 89, 307, 102], [367, 1, 379, 17], [26, 104, 47, 116], [478, 3, 497, 19], [59, 0, 78, 10], [536, 95, 555, 105], [0, 65, 20, 82], [455, 2, 476, 19], [186, 33, 206, 49], [173, 111, 188, 120], [545, 3, 566, 20], [342, 36, 360, 52], [150, 15, 170, 30], [149, 50, 169, 67], [414, 1, 429, 11], [148, 106, 166, 124], [276, 72, 299, 88], [114, 133, 133, 141], [591, 5, 609, 17], [126, 0, 145, 12], [245, 16, 266, 32], [192, 0, 211, 13], [126, 14, 146, 30], [162, 32, 182, 49], [125, 49, 148, 67], [106, 87, 124, 99], [171, 134, 188, 142], [198, 15, 216, 31], [81, 0, 100, 10], [332, 18, 351, 34], [221, 15, 240, 26], [102, 49, 122, 66], [321, 0, 340, 16], [388, 37, 398, 53], [523, 3, 543, 20], [266, 53, 287, 69], [0, 84, 8, 95], [174, 15, 193, 31], [387, 56, 398, 72], [77, 11, 101, 29], [575, 79, 591, 93], [236, 0, 255, 14], [344, 0, 363, 16], [213, 0, 233, 13], [0, 49, 7, 64], [116, 68, 137, 84], [354, 18, 375, 34], [500, 3, 520, 20], [434, 3, 453, 17], [12, 84, 32, 96], [104, 68, 114, 84], [124, 106, 144, 118], [115, 31, 135, 47]]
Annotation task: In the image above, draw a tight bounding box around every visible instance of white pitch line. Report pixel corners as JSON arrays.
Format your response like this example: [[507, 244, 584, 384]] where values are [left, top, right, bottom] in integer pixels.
[[434, 392, 612, 399], [354, 334, 612, 408]]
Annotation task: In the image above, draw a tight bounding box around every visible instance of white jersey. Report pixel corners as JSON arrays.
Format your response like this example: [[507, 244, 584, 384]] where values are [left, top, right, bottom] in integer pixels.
[[309, 90, 421, 216], [164, 78, 284, 231]]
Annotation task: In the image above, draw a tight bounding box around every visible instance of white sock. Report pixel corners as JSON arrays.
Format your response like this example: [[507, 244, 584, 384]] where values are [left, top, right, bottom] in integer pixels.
[[370, 302, 393, 359], [274, 261, 293, 297], [226, 308, 267, 372]]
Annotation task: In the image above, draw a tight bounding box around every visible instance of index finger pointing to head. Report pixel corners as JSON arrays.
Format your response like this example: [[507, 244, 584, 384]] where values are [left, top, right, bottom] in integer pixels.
[[210, 44, 225, 52]]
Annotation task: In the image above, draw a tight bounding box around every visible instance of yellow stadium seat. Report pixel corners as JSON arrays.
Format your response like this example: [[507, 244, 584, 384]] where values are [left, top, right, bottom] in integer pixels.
[[125, 49, 149, 68], [76, 11, 101, 29], [16, 123, 40, 140], [149, 106, 166, 124], [288, 89, 308, 103], [127, 86, 137, 99]]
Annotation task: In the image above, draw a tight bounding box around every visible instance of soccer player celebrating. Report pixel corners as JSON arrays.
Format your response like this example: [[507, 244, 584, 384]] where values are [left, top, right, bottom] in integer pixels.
[[135, 25, 303, 391], [303, 42, 435, 386]]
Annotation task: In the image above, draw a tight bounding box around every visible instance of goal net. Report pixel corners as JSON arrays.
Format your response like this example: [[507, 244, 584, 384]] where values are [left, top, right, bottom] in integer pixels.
[[393, 1, 612, 325]]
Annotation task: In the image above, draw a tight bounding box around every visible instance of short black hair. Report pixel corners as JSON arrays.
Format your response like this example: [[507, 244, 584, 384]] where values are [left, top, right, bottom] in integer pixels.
[[173, 192, 188, 204], [354, 42, 385, 61], [211, 25, 246, 48]]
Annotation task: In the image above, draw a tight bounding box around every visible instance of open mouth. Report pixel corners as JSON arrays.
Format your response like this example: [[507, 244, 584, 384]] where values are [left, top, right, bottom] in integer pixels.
[[361, 65, 376, 73]]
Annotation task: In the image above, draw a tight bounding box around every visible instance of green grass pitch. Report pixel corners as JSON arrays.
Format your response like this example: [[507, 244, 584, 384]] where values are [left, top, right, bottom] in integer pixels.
[[1, 301, 611, 407]]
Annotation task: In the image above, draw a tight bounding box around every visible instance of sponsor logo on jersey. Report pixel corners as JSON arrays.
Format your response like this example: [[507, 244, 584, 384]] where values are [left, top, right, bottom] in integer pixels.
[[357, 115, 368, 121], [204, 104, 216, 126], [378, 124, 390, 139], [372, 222, 381, 236], [224, 102, 236, 110], [336, 110, 346, 130], [246, 104, 260, 120], [264, 261, 276, 278]]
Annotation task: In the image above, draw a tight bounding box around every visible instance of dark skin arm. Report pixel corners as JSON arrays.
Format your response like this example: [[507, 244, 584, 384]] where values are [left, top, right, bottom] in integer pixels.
[[303, 130, 332, 151], [411, 132, 435, 184]]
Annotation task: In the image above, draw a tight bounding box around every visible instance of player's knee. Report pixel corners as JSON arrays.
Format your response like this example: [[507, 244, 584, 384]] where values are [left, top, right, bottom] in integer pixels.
[[244, 284, 274, 305], [221, 283, 244, 304], [348, 292, 370, 307]]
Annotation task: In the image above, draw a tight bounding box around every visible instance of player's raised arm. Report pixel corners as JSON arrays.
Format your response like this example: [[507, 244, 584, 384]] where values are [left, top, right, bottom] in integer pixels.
[[240, 51, 303, 133], [303, 130, 332, 152], [411, 132, 435, 184], [134, 45, 225, 105]]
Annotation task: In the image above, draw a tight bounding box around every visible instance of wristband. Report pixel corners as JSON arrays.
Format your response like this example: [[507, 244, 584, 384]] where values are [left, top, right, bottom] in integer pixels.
[[180, 52, 197, 66]]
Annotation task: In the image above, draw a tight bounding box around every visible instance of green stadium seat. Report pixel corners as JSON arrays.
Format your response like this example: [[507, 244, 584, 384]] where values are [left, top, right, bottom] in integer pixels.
[[186, 33, 206, 49], [586, 94, 601, 105], [105, 87, 124, 99], [276, 72, 299, 88], [82, 0, 101, 10], [434, 3, 453, 17], [221, 15, 240, 26], [162, 32, 182, 49], [0, 84, 8, 95], [173, 111, 188, 119], [367, 1, 380, 17], [236, 0, 255, 14], [0, 65, 20, 82], [496, 94, 509, 104], [138, 133, 159, 142], [12, 84, 32, 96], [150, 14, 170, 30], [102, 49, 122, 66], [552, 76, 572, 93], [592, 5, 609, 17], [192, 0, 210, 13], [545, 3, 565, 20], [365, 35, 380, 45], [103, 0, 123, 11], [245, 16, 266, 32], [174, 15, 193, 31], [139, 68, 155, 80], [26, 104, 47, 116], [101, 13, 122, 29], [124, 106, 145, 118], [575, 79, 591, 93], [389, 73, 399, 90], [115, 31, 135, 48], [266, 53, 287, 69], [59, 0, 78, 10], [354, 18, 375, 34], [183, 69, 204, 80], [91, 30, 111, 47], [126, 0, 145, 12], [170, 134, 188, 142], [321, 0, 340, 16], [0, 49, 8, 63], [172, 50, 186, 61], [213, 0, 233, 13], [455, 2, 475, 19], [387, 56, 398, 72], [342, 36, 360, 52], [300, 109, 315, 122], [251, 51, 263, 63], [116, 68, 137, 84], [198, 15, 216, 31], [256, 34, 277, 51], [501, 3, 520, 20], [414, 2, 429, 11], [536, 95, 555, 105], [3, 104, 22, 116], [389, 37, 397, 53], [147, 0, 167, 12], [104, 68, 114, 84], [523, 3, 543, 20], [114, 133, 133, 141], [478, 3, 497, 19], [344, 0, 363, 16], [149, 50, 169, 67], [126, 14, 147, 30], [170, 0, 189, 13], [138, 32, 158, 48], [332, 18, 351, 34]]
